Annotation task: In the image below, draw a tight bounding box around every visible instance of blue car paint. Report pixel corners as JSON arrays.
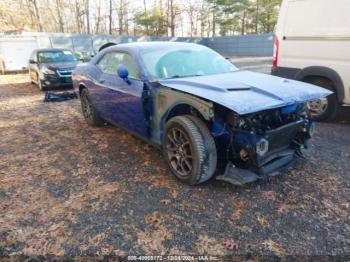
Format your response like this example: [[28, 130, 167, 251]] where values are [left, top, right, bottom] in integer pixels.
[[281, 103, 299, 114], [211, 121, 229, 136], [94, 74, 148, 137], [159, 71, 332, 115], [235, 131, 263, 149]]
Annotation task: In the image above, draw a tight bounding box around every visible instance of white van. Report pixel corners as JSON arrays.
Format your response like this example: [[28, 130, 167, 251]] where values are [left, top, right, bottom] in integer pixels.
[[271, 0, 350, 121]]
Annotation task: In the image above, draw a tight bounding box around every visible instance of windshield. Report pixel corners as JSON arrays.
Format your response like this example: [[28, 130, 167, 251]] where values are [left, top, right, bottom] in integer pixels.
[[140, 45, 238, 80], [38, 50, 77, 63]]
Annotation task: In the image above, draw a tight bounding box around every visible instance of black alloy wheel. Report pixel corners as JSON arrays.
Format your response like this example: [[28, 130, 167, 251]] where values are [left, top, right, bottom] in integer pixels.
[[80, 88, 104, 126], [163, 115, 217, 185]]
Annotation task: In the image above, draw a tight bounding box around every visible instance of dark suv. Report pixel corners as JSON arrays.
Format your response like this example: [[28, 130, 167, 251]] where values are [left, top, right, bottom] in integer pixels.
[[29, 48, 79, 90]]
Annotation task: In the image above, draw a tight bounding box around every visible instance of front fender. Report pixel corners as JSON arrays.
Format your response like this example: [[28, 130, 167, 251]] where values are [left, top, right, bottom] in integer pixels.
[[150, 88, 214, 145]]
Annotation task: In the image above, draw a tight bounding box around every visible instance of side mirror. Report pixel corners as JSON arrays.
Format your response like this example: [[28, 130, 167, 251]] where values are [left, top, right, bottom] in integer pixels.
[[117, 64, 130, 84], [29, 59, 36, 64]]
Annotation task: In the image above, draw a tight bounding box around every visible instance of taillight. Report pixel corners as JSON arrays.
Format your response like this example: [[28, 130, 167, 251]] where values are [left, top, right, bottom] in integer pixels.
[[272, 35, 279, 67]]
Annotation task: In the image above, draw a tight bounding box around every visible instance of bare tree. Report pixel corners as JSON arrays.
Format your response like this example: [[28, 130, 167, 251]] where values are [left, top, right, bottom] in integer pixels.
[[85, 0, 90, 33], [168, 0, 176, 37], [74, 0, 81, 33], [0, 0, 281, 36], [56, 0, 65, 32], [28, 0, 43, 31], [109, 0, 112, 34], [117, 0, 124, 34], [94, 0, 102, 33]]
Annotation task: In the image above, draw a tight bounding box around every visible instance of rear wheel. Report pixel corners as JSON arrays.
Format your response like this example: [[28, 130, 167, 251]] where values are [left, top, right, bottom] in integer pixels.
[[30, 72, 35, 84], [35, 73, 45, 91], [163, 115, 217, 185], [80, 88, 104, 126], [0, 59, 5, 75], [305, 78, 338, 121], [38, 79, 44, 91]]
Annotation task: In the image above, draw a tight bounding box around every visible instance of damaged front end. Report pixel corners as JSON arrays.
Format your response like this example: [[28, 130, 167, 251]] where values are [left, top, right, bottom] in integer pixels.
[[216, 103, 314, 185]]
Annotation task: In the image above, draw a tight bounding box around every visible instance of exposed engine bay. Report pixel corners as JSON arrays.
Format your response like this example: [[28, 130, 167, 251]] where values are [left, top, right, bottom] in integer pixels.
[[216, 103, 314, 185]]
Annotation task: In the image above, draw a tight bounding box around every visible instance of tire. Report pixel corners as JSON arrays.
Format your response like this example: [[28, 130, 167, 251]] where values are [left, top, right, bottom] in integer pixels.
[[80, 88, 104, 126], [30, 73, 35, 84], [37, 74, 45, 91], [0, 59, 5, 75], [163, 115, 217, 185], [38, 80, 43, 90], [305, 78, 338, 121]]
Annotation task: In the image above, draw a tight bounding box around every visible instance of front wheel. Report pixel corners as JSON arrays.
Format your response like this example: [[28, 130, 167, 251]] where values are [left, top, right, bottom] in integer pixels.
[[38, 79, 44, 91], [163, 115, 217, 185], [80, 88, 104, 126]]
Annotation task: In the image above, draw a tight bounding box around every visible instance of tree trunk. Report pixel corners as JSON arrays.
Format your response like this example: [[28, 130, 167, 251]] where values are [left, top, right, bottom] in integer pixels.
[[117, 0, 123, 35], [75, 0, 81, 33], [143, 0, 149, 35], [124, 8, 129, 35], [241, 9, 246, 35], [31, 0, 43, 31], [94, 0, 101, 33], [255, 0, 259, 34], [26, 1, 36, 30], [266, 13, 271, 32], [56, 0, 64, 32], [170, 0, 175, 37], [212, 1, 216, 37], [109, 0, 112, 34], [200, 1, 205, 37], [86, 0, 90, 34], [189, 7, 193, 37]]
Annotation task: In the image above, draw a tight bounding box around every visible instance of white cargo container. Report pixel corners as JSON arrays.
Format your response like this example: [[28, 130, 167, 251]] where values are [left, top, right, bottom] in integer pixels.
[[0, 37, 39, 73]]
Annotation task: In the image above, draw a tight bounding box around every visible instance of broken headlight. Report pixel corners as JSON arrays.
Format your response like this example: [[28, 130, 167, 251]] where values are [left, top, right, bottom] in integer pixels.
[[256, 138, 269, 157]]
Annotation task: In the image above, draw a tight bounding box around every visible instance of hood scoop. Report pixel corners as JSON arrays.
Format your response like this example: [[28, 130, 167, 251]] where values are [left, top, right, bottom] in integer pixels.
[[226, 86, 251, 91], [159, 70, 332, 115]]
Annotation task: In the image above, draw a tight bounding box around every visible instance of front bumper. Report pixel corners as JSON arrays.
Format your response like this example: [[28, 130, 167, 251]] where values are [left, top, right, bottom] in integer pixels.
[[216, 119, 310, 186], [40, 74, 73, 89], [216, 149, 295, 186]]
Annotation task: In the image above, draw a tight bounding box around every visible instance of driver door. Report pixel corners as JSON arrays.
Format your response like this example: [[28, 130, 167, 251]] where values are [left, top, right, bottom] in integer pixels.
[[94, 51, 148, 138]]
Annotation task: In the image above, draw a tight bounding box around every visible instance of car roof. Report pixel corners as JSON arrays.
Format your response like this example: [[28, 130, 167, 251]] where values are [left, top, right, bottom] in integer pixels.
[[34, 48, 72, 53], [105, 41, 205, 52]]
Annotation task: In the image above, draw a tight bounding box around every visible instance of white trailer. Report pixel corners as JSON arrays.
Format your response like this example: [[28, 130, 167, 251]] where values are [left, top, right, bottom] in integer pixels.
[[0, 37, 39, 74]]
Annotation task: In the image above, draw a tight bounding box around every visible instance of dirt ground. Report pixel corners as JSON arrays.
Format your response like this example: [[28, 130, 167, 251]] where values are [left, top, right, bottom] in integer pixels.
[[0, 73, 349, 259]]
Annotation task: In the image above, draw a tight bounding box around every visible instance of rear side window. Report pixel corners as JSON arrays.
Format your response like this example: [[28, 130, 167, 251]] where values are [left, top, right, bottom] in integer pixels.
[[97, 52, 139, 79]]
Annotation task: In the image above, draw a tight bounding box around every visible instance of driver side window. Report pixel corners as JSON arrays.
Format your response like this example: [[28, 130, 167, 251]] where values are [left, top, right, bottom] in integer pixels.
[[97, 52, 139, 79]]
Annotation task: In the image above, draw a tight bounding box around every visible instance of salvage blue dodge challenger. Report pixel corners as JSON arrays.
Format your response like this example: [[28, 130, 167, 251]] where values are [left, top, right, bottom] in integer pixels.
[[72, 42, 331, 186]]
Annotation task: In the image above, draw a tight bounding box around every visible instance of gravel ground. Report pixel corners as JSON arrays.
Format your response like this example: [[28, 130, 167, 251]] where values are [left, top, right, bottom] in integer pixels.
[[0, 72, 349, 259]]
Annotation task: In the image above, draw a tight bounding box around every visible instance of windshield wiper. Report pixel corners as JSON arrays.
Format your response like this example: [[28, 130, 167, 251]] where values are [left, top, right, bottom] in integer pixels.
[[167, 75, 181, 79]]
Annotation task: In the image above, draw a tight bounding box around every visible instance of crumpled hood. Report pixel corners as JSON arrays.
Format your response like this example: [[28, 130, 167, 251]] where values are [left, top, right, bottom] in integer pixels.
[[159, 70, 332, 115]]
